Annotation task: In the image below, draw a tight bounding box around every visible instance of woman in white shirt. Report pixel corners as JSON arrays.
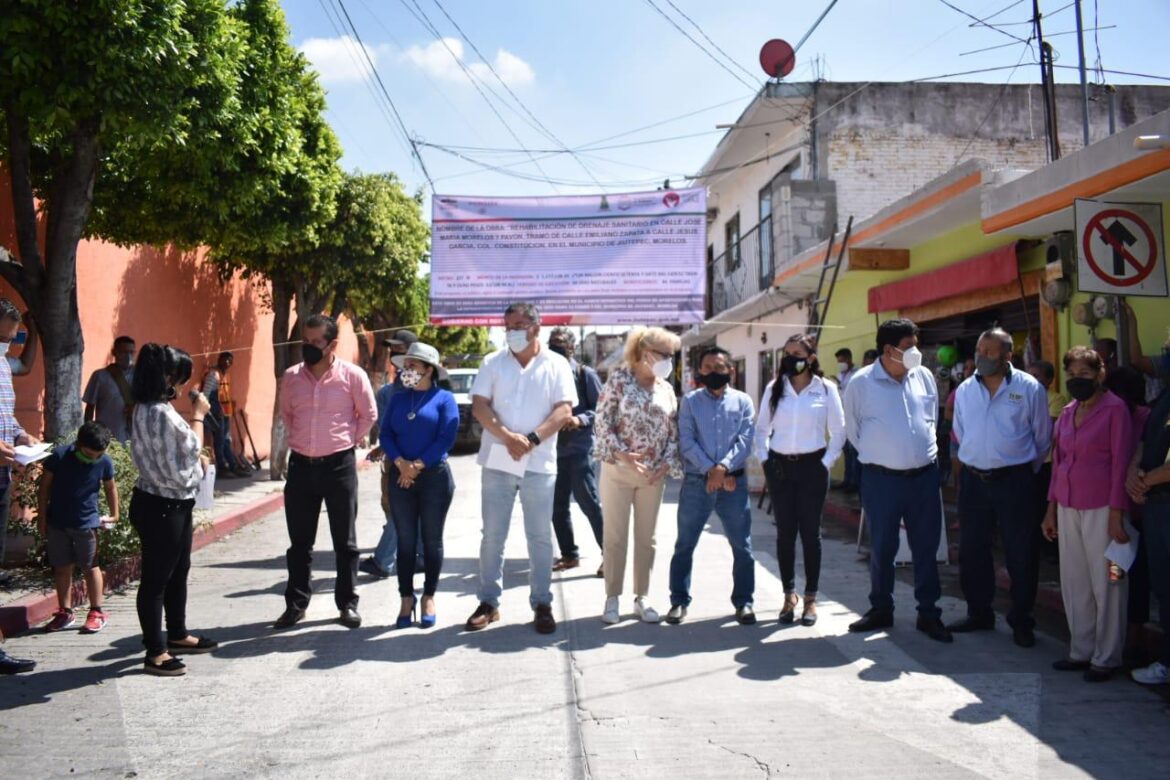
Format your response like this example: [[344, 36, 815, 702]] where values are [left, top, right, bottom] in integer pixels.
[[755, 334, 845, 626]]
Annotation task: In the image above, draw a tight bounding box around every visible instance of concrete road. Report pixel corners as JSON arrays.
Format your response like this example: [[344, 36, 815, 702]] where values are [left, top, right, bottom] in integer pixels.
[[2, 453, 1168, 778]]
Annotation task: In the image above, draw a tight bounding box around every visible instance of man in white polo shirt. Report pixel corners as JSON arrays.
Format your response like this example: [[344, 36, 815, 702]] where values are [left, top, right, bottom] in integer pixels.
[[466, 302, 577, 634]]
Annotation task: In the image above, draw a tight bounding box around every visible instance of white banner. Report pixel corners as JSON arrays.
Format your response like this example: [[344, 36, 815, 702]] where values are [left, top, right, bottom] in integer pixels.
[[430, 188, 707, 325]]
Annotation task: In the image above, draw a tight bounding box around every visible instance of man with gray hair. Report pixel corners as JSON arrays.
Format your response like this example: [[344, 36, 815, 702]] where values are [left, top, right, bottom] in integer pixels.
[[547, 326, 605, 575], [466, 303, 577, 634], [950, 327, 1051, 647]]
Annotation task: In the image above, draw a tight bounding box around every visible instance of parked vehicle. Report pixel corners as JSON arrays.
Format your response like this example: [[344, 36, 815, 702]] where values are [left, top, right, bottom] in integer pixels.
[[446, 368, 482, 449]]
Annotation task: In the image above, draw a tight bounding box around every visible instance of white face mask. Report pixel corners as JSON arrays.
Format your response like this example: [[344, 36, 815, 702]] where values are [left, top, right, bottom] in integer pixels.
[[895, 346, 923, 370], [506, 328, 532, 354], [0, 342, 9, 359], [837, 362, 849, 374], [400, 368, 423, 389], [651, 357, 673, 380]]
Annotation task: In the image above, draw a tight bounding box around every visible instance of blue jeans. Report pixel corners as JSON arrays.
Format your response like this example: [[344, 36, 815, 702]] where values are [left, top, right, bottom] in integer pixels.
[[669, 473, 755, 609], [372, 512, 399, 573], [478, 468, 557, 608], [389, 462, 454, 597], [551, 451, 604, 559], [209, 396, 243, 472], [860, 463, 943, 619], [1144, 501, 1170, 666]]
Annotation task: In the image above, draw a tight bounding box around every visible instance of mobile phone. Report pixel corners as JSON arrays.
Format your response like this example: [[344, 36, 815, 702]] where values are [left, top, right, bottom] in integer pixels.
[[188, 389, 201, 402]]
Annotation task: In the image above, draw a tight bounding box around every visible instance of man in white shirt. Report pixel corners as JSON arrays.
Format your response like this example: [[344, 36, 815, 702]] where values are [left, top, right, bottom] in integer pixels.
[[466, 303, 577, 635]]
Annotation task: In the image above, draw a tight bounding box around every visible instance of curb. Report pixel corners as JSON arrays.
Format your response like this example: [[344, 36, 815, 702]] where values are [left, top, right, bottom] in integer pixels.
[[0, 489, 286, 636]]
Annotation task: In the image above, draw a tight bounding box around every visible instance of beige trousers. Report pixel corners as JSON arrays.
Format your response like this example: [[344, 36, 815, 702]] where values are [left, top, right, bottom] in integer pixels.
[[1057, 505, 1128, 669], [600, 462, 666, 598]]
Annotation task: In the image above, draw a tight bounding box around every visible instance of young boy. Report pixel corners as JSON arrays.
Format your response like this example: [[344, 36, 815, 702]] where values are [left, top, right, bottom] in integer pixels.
[[37, 422, 118, 633]]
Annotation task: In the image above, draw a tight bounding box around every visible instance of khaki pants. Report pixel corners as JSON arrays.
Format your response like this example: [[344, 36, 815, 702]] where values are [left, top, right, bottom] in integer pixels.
[[600, 462, 666, 598], [1057, 505, 1127, 669]]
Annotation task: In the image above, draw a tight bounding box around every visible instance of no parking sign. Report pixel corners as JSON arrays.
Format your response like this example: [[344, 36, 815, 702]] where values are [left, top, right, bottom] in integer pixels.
[[1074, 199, 1167, 297]]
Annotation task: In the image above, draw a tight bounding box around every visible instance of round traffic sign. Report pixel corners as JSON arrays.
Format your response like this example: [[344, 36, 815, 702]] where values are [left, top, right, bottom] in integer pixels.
[[1081, 208, 1159, 288]]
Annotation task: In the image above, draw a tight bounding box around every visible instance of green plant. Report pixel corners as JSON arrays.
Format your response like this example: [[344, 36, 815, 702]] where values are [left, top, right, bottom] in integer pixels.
[[8, 438, 141, 568]]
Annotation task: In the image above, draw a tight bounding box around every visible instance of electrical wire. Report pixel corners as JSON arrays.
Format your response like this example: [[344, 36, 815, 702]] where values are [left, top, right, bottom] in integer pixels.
[[640, 0, 764, 94], [951, 36, 1036, 166], [959, 24, 1113, 56], [660, 0, 762, 85], [937, 0, 1032, 43]]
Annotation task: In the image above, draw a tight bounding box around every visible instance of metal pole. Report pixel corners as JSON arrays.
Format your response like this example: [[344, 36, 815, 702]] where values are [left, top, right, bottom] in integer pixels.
[[1073, 0, 1091, 146], [1033, 0, 1055, 162], [1115, 296, 1129, 368]]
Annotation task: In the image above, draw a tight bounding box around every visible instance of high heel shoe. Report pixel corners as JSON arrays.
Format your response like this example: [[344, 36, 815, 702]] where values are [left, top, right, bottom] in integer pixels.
[[419, 596, 437, 629], [779, 592, 800, 624], [396, 597, 417, 629]]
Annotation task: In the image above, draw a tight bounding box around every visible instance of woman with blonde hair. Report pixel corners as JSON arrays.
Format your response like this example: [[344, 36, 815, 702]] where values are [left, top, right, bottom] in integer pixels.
[[593, 326, 682, 624]]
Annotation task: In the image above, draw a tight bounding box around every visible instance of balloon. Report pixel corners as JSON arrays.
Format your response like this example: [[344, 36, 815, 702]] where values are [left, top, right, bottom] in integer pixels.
[[936, 345, 958, 368]]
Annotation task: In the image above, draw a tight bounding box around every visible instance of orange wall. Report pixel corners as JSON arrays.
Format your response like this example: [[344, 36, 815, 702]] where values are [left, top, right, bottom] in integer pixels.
[[0, 172, 359, 450]]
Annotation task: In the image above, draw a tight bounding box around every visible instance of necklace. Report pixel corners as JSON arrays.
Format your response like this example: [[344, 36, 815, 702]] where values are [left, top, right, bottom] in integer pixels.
[[406, 387, 434, 420]]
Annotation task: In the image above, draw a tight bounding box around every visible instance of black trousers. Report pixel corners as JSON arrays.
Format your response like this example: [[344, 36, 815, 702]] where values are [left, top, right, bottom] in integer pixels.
[[763, 452, 828, 595], [551, 451, 604, 559], [284, 450, 359, 611], [389, 462, 455, 597], [958, 465, 1039, 629], [130, 488, 195, 657]]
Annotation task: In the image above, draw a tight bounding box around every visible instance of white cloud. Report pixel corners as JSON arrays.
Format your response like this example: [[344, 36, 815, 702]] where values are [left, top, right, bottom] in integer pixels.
[[300, 36, 381, 85], [402, 38, 535, 87]]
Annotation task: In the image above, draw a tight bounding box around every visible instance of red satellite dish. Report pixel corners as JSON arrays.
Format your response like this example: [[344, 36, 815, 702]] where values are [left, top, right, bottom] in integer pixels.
[[759, 39, 795, 79]]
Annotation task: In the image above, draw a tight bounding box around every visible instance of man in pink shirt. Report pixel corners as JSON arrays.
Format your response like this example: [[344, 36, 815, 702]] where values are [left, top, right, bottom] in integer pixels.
[[274, 314, 377, 630]]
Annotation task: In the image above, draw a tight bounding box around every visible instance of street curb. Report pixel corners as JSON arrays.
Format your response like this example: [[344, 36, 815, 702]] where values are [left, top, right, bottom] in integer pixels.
[[0, 489, 286, 636]]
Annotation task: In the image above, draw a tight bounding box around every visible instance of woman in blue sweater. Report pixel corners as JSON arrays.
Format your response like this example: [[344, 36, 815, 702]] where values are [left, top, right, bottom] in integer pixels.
[[380, 342, 459, 628]]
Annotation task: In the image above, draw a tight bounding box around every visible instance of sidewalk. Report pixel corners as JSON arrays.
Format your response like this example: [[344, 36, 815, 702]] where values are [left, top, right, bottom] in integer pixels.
[[3, 454, 1169, 778], [0, 465, 285, 635]]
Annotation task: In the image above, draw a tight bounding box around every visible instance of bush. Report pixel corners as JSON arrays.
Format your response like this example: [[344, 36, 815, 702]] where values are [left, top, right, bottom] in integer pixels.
[[9, 438, 141, 568]]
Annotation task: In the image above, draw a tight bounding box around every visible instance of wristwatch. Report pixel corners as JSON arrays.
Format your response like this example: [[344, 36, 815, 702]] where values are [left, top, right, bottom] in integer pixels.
[[526, 431, 542, 447]]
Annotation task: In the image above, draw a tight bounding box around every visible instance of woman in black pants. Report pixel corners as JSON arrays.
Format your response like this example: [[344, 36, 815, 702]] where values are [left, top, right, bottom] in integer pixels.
[[129, 344, 218, 676], [380, 342, 458, 628], [754, 334, 846, 626]]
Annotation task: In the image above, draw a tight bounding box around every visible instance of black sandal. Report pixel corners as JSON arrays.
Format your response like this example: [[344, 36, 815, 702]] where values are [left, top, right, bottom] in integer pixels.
[[167, 635, 219, 654], [144, 656, 187, 677]]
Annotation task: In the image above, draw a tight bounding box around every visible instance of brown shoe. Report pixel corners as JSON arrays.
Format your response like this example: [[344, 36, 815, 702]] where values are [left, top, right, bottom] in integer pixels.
[[596, 562, 604, 578], [465, 602, 500, 631], [534, 604, 556, 634], [552, 557, 580, 572]]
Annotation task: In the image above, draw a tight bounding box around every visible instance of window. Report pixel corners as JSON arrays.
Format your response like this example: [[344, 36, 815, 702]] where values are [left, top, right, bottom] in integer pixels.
[[758, 350, 774, 401], [758, 187, 774, 283], [724, 213, 741, 272], [732, 356, 747, 394]]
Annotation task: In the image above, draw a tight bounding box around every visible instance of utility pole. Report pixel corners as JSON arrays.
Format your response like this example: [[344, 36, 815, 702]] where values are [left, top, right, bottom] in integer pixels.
[[1033, 1, 1054, 162], [1074, 0, 1091, 147]]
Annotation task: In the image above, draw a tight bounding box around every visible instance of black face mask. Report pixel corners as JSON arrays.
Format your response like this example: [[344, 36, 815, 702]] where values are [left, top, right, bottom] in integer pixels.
[[548, 344, 568, 358], [1066, 377, 1097, 402], [302, 344, 324, 366], [699, 371, 731, 390], [780, 355, 808, 376]]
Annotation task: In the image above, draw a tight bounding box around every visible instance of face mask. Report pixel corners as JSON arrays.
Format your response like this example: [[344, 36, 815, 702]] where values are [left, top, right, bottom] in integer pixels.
[[975, 355, 1004, 377], [1066, 377, 1098, 402], [75, 450, 99, 465], [506, 329, 532, 354], [780, 355, 808, 376], [302, 344, 324, 366], [651, 357, 673, 380], [837, 362, 849, 374], [699, 371, 731, 391], [894, 346, 923, 370], [400, 368, 423, 389], [548, 343, 568, 359]]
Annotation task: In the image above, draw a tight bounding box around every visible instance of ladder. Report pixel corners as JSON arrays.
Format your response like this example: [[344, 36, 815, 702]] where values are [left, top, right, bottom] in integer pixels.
[[807, 215, 854, 339]]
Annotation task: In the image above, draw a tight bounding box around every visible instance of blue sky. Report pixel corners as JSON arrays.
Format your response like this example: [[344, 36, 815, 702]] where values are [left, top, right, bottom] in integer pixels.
[[285, 0, 1170, 201]]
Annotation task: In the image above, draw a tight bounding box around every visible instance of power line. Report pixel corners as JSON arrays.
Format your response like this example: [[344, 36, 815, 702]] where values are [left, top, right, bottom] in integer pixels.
[[640, 0, 764, 94], [965, 0, 1028, 25], [331, 0, 435, 189], [951, 36, 1036, 167], [427, 0, 607, 190], [960, 24, 1114, 56], [660, 0, 762, 84], [990, 0, 1074, 25], [937, 0, 1032, 44]]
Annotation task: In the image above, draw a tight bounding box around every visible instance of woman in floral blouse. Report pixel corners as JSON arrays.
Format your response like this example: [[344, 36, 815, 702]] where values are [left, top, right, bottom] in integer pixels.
[[594, 326, 682, 624]]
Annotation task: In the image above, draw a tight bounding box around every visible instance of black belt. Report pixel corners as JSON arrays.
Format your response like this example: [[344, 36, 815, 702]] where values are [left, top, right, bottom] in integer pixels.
[[965, 463, 1031, 481], [864, 461, 936, 478], [768, 448, 826, 463], [290, 448, 355, 466]]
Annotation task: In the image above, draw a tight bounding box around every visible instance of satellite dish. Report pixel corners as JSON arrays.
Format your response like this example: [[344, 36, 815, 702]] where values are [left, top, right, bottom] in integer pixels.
[[759, 39, 795, 79]]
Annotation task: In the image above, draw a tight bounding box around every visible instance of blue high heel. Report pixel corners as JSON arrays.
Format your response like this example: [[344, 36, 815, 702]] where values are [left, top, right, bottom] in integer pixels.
[[395, 597, 417, 629], [419, 596, 436, 629]]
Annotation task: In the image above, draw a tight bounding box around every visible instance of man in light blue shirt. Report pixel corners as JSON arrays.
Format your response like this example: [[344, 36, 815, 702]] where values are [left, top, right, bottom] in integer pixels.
[[667, 347, 758, 625], [949, 328, 1052, 647], [843, 318, 951, 643]]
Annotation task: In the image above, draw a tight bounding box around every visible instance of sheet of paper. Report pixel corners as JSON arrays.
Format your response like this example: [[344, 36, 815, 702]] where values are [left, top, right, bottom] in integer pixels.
[[1105, 519, 1141, 571], [485, 442, 528, 478], [14, 443, 52, 466]]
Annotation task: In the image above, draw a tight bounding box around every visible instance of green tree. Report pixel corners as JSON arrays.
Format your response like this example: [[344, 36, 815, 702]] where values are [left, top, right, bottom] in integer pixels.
[[0, 0, 335, 438]]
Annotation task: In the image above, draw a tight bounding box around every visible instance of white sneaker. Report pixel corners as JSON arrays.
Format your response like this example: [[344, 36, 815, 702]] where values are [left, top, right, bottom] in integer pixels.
[[634, 597, 660, 624], [601, 597, 620, 624], [1132, 661, 1169, 685]]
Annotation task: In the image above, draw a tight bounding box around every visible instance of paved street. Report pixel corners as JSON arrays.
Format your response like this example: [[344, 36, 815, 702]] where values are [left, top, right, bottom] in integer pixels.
[[2, 453, 1169, 779]]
